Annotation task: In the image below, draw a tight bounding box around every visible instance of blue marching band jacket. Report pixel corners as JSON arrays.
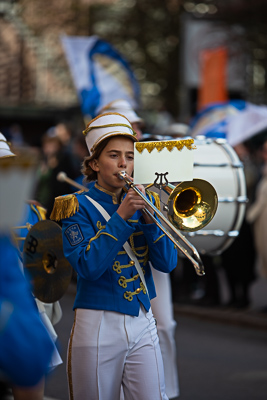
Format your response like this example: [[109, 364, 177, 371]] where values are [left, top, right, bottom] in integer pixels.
[[50, 183, 178, 317]]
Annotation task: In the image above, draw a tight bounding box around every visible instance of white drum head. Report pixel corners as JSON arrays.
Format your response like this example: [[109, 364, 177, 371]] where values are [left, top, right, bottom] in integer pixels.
[[184, 137, 247, 255]]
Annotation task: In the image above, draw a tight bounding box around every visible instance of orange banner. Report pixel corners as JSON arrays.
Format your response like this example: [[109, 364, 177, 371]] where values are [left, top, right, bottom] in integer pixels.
[[197, 47, 228, 111]]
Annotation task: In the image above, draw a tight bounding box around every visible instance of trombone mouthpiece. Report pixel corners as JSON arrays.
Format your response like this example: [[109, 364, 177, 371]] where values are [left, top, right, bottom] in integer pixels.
[[118, 171, 126, 180]]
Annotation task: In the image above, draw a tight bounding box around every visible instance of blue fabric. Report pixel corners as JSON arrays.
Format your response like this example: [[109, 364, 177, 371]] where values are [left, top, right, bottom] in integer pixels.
[[61, 184, 177, 316], [15, 203, 43, 255], [189, 100, 247, 139], [70, 175, 90, 192], [0, 234, 54, 387], [80, 38, 140, 118]]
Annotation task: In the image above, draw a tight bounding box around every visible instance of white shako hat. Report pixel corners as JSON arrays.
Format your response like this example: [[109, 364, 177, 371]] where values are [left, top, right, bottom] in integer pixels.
[[0, 132, 15, 158], [83, 112, 138, 156], [165, 123, 189, 137], [99, 99, 143, 124]]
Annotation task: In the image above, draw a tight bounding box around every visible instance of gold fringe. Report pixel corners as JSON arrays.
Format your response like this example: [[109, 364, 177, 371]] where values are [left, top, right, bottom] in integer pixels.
[[50, 194, 79, 221], [135, 139, 196, 154]]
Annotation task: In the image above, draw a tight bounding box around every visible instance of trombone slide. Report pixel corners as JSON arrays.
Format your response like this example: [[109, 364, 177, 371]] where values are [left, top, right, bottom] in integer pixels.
[[118, 171, 205, 276]]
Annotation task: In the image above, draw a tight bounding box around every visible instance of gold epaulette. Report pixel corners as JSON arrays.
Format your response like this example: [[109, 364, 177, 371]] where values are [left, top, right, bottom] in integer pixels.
[[146, 190, 160, 211], [50, 194, 79, 221]]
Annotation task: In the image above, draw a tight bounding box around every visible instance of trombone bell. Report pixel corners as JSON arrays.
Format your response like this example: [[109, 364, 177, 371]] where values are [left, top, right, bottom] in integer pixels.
[[165, 179, 218, 232]]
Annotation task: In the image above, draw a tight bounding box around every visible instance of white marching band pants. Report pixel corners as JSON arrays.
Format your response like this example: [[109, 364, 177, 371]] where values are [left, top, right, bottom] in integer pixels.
[[151, 269, 179, 399], [67, 306, 169, 400]]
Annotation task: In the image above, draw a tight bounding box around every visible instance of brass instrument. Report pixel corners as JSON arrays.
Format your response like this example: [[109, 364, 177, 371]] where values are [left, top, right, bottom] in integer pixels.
[[118, 171, 218, 276], [57, 171, 218, 276], [23, 220, 72, 303], [161, 179, 218, 232]]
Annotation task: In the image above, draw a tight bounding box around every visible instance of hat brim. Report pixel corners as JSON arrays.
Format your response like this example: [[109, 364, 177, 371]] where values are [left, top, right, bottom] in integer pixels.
[[91, 131, 138, 154], [0, 150, 16, 158]]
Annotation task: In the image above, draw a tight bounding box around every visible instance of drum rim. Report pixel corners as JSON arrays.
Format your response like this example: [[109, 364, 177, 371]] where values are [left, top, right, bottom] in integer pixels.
[[189, 139, 247, 255]]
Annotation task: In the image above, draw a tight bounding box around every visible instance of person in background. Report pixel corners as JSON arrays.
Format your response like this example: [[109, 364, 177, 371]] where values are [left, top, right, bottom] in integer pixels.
[[54, 121, 84, 180], [220, 142, 258, 308], [70, 135, 90, 191], [54, 122, 73, 149], [50, 112, 178, 400], [35, 130, 79, 217], [100, 99, 144, 140], [6, 124, 24, 148], [247, 139, 267, 299], [163, 122, 191, 139], [0, 133, 54, 399], [98, 100, 180, 400]]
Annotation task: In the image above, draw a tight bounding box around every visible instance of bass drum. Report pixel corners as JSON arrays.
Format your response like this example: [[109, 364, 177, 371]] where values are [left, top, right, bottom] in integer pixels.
[[184, 137, 247, 255]]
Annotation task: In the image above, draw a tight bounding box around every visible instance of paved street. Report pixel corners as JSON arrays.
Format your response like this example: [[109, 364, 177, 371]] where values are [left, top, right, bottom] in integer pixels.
[[44, 284, 75, 400], [43, 279, 267, 400], [176, 315, 267, 400]]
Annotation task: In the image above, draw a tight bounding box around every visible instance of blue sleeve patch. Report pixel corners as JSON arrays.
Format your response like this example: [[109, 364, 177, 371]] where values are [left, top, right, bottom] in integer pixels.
[[65, 224, 84, 246]]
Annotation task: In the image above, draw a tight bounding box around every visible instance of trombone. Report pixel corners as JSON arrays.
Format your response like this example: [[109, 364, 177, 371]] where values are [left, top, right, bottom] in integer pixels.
[[57, 171, 218, 276], [118, 171, 218, 276]]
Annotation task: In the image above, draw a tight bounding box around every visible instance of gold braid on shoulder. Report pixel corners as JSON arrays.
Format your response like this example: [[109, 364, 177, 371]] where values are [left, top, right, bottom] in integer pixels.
[[50, 194, 79, 221]]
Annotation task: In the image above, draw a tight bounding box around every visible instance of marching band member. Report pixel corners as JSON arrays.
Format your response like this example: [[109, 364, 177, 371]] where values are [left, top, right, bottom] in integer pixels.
[[14, 201, 63, 360], [12, 201, 63, 400], [50, 112, 178, 400], [98, 100, 180, 399], [0, 133, 54, 398], [1, 134, 62, 399], [0, 233, 55, 398]]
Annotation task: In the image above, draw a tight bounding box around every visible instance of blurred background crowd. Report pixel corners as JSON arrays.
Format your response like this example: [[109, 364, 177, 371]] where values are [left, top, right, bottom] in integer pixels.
[[3, 114, 267, 313], [1, 0, 267, 314], [2, 1, 267, 397]]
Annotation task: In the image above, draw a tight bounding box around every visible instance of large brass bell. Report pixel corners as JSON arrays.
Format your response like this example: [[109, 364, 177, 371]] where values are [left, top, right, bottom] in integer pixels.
[[165, 179, 218, 232]]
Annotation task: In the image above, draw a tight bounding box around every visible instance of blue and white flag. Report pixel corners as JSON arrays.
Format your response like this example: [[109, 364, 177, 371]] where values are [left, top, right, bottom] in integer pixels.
[[189, 100, 246, 139], [189, 100, 267, 146], [61, 35, 140, 119]]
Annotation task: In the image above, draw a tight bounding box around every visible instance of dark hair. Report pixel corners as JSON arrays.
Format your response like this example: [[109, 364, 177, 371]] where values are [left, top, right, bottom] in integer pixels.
[[82, 137, 111, 182]]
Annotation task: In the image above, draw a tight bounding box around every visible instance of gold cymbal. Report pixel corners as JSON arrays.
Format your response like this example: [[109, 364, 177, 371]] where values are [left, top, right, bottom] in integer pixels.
[[23, 220, 73, 303]]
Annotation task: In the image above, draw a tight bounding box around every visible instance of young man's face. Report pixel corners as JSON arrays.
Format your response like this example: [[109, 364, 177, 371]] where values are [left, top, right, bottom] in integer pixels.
[[90, 136, 134, 195]]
